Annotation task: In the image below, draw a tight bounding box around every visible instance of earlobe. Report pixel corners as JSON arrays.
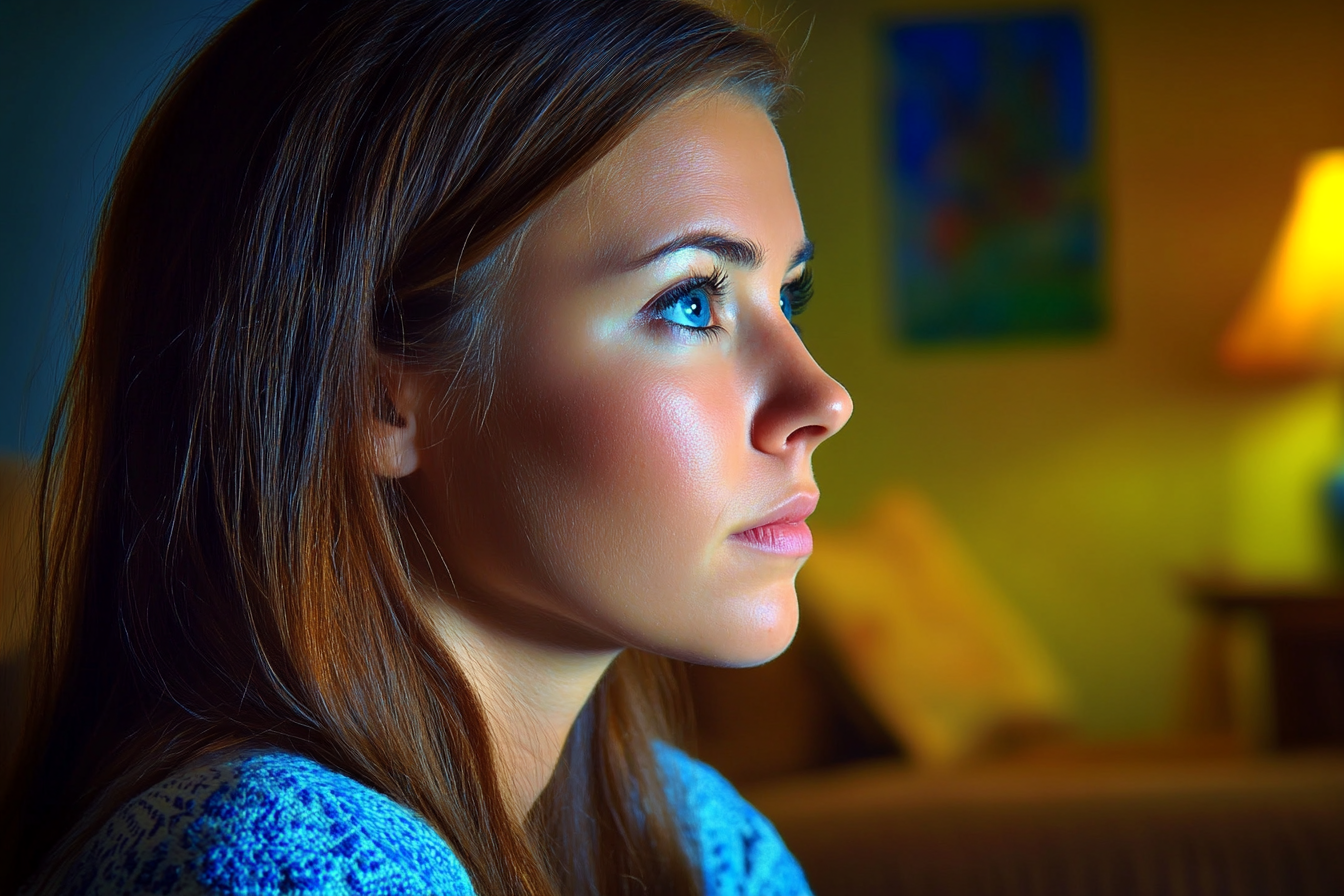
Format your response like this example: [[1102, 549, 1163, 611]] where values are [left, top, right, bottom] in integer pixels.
[[372, 414, 419, 479], [372, 366, 421, 479]]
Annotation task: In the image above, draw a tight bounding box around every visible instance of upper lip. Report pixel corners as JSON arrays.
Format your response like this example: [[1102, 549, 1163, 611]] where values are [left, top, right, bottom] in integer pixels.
[[735, 492, 819, 533]]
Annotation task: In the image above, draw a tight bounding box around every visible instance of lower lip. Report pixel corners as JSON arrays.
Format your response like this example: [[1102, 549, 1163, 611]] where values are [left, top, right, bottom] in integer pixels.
[[730, 520, 813, 556]]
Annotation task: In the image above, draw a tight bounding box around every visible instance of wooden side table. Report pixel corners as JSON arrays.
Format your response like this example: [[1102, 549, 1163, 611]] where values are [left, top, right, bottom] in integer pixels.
[[1186, 576, 1344, 750]]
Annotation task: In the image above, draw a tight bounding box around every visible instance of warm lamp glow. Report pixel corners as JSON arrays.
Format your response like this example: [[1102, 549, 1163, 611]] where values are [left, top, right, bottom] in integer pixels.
[[1222, 149, 1344, 375]]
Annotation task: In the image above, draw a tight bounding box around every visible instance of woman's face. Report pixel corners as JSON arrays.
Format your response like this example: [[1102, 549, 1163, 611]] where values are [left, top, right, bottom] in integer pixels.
[[401, 92, 851, 666]]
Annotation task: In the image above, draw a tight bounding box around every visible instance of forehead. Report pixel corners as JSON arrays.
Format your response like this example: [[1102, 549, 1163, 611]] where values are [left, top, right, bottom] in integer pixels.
[[531, 92, 803, 271]]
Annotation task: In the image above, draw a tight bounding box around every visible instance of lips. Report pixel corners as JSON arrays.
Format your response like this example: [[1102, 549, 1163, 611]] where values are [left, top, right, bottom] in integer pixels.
[[730, 493, 818, 557]]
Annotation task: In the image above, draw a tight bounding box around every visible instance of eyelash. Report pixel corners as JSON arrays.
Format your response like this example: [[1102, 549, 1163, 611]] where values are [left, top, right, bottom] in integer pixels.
[[647, 267, 730, 341], [782, 266, 814, 330], [646, 264, 814, 339]]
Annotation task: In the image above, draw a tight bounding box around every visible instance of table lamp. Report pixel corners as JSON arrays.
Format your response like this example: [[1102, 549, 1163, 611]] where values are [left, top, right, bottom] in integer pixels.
[[1220, 148, 1344, 520], [1221, 149, 1344, 374]]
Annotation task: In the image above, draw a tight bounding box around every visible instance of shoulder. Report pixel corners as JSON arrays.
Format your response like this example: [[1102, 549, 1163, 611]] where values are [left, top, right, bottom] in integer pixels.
[[55, 751, 475, 896], [656, 744, 812, 896]]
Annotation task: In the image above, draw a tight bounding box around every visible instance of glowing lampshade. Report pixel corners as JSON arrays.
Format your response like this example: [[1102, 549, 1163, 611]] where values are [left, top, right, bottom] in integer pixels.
[[1222, 150, 1344, 375]]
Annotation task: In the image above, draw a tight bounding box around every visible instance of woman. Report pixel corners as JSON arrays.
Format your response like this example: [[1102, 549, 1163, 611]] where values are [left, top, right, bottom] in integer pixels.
[[1, 0, 851, 893]]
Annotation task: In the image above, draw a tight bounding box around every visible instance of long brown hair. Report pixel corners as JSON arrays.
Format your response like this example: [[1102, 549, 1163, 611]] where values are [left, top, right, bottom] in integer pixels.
[[0, 2, 791, 893]]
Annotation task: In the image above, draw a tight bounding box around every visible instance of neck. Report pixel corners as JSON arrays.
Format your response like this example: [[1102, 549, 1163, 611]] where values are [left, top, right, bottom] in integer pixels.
[[421, 598, 620, 821]]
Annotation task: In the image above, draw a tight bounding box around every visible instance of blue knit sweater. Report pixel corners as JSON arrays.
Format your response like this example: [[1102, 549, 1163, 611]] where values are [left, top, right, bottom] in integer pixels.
[[50, 745, 810, 895]]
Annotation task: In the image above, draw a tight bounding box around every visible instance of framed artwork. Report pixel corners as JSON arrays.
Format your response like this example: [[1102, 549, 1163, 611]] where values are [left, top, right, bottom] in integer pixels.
[[884, 12, 1104, 345]]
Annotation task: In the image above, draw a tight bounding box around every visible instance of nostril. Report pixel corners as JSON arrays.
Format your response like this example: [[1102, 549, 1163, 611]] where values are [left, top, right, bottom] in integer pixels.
[[787, 423, 831, 447]]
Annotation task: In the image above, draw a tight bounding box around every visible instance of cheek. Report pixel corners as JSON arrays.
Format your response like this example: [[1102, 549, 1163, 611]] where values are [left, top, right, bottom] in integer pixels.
[[622, 378, 740, 514], [516, 358, 748, 599]]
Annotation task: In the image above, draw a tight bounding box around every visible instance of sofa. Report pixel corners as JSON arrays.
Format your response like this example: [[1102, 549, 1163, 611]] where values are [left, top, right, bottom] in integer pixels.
[[686, 629, 1344, 896]]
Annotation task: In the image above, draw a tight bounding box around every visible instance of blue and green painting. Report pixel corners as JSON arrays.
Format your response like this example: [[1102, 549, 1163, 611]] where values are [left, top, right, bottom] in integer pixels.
[[885, 12, 1104, 344]]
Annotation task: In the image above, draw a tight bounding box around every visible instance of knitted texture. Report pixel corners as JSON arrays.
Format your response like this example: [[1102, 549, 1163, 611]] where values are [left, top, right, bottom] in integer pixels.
[[53, 747, 811, 896], [657, 744, 813, 896]]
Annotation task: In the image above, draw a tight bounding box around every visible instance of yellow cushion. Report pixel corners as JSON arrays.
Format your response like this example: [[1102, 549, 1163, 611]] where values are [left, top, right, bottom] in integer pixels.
[[798, 490, 1070, 765]]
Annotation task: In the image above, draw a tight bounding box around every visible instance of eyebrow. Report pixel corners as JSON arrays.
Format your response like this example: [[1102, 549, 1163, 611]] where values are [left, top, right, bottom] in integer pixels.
[[631, 232, 814, 272]]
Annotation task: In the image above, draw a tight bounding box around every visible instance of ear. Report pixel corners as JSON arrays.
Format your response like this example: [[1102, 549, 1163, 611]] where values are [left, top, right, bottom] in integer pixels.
[[371, 362, 421, 479]]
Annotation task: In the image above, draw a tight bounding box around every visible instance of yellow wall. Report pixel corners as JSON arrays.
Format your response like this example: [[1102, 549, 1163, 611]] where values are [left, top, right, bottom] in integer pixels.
[[775, 0, 1344, 736]]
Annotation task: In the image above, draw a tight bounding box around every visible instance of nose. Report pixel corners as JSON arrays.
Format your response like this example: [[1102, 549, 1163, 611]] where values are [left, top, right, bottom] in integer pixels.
[[749, 333, 853, 457]]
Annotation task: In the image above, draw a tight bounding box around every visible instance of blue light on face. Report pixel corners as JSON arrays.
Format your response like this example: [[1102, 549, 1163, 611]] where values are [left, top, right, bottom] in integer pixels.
[[657, 287, 714, 328]]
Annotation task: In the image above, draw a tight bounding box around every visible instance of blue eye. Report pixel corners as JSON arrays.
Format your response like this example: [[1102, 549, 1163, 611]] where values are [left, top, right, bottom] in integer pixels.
[[657, 286, 714, 328], [649, 270, 727, 335]]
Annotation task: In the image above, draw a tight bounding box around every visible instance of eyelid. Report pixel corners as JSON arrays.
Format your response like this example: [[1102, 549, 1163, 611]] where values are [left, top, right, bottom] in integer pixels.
[[782, 264, 813, 295], [781, 264, 813, 332], [642, 266, 729, 317]]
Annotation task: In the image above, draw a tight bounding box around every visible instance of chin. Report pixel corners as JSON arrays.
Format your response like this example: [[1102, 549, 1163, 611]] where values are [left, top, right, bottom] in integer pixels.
[[667, 579, 800, 668]]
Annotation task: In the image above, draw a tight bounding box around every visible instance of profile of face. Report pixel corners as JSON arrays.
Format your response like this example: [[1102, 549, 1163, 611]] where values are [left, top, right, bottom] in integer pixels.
[[390, 92, 852, 668]]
